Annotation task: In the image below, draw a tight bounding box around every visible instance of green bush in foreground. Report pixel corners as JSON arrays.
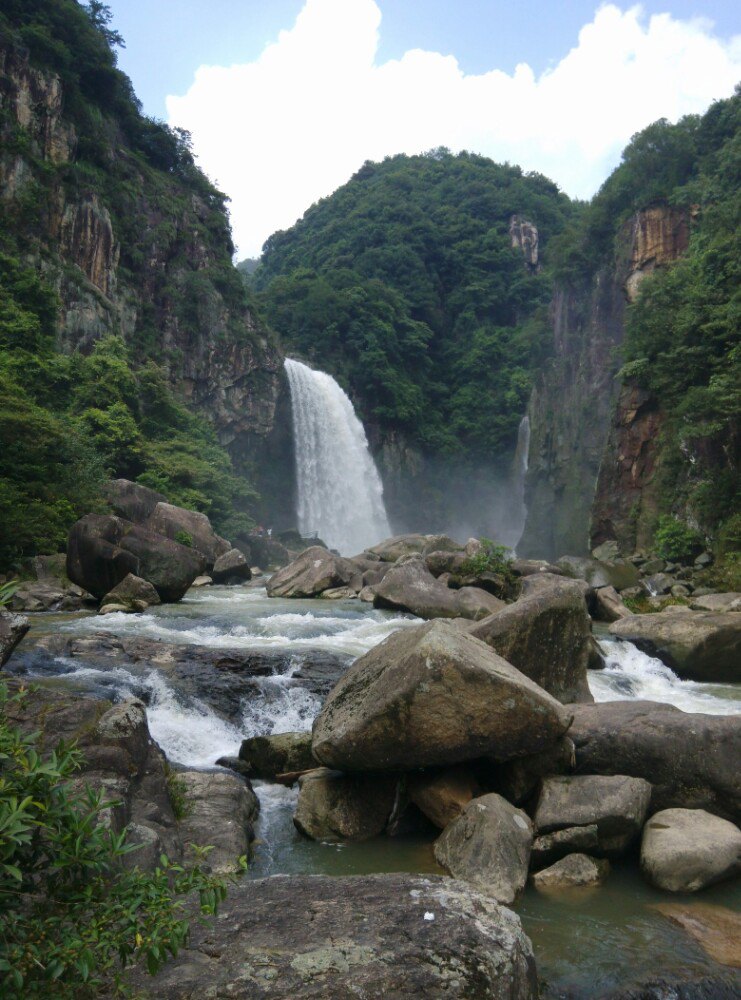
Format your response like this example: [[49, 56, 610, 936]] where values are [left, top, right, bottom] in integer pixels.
[[0, 684, 229, 998]]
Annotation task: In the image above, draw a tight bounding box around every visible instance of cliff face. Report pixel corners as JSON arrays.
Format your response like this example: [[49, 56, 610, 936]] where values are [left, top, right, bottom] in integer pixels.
[[0, 41, 293, 524], [519, 206, 689, 560]]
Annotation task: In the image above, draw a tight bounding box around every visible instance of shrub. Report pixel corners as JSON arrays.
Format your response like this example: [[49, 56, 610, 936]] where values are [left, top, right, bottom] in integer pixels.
[[459, 538, 514, 582], [174, 530, 193, 548], [0, 683, 230, 998], [653, 515, 704, 563]]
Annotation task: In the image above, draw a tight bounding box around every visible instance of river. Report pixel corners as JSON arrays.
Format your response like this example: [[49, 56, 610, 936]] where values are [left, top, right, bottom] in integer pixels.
[[11, 585, 741, 998]]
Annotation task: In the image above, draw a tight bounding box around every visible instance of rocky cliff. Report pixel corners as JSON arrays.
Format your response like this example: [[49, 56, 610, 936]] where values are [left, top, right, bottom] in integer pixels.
[[520, 206, 689, 560], [0, 37, 293, 525]]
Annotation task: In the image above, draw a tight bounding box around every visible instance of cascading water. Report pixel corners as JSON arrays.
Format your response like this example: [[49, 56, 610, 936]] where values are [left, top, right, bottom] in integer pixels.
[[284, 358, 391, 554], [510, 414, 530, 551]]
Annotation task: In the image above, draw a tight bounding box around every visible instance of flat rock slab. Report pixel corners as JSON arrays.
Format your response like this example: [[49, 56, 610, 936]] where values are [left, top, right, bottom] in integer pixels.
[[530, 825, 600, 870], [434, 793, 533, 904], [531, 853, 610, 890], [126, 873, 539, 998], [177, 770, 258, 874], [568, 700, 741, 823], [312, 620, 571, 771], [534, 774, 651, 856], [609, 611, 741, 683], [641, 808, 741, 892], [652, 902, 741, 968]]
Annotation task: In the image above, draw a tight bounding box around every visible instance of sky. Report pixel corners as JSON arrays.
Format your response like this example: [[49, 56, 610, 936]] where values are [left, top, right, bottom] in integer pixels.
[[106, 1, 741, 258]]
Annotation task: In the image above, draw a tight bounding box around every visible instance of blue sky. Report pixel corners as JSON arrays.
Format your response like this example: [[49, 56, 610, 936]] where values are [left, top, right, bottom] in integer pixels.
[[104, 1, 740, 256]]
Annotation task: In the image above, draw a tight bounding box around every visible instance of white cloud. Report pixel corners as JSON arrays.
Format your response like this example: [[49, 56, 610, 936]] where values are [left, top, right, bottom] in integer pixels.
[[166, 1, 741, 257]]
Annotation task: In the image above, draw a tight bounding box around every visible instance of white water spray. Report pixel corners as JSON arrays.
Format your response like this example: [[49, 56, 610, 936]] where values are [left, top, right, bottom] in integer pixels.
[[284, 358, 391, 553]]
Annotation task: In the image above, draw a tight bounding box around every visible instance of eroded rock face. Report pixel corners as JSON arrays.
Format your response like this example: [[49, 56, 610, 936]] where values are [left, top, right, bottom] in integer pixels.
[[609, 611, 741, 683], [0, 610, 29, 667], [126, 873, 539, 998], [312, 620, 571, 772], [640, 809, 741, 893], [469, 577, 595, 703], [569, 700, 741, 823], [534, 774, 652, 857], [266, 546, 357, 598], [293, 768, 398, 842], [434, 793, 533, 905]]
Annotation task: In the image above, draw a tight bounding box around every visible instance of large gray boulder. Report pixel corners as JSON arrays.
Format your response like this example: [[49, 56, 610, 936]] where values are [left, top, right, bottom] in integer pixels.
[[531, 853, 610, 890], [373, 559, 505, 620], [408, 765, 481, 829], [176, 770, 258, 874], [100, 572, 161, 613], [210, 548, 252, 584], [266, 546, 357, 598], [238, 731, 316, 778], [569, 700, 741, 822], [293, 768, 398, 841], [0, 610, 29, 666], [592, 585, 632, 622], [312, 620, 571, 772], [104, 479, 167, 525], [640, 808, 741, 892], [609, 611, 741, 682], [558, 555, 640, 591], [534, 774, 652, 856], [690, 592, 741, 613], [67, 513, 207, 603], [469, 577, 596, 703], [145, 501, 231, 566], [368, 533, 463, 562], [530, 825, 600, 871], [434, 793, 533, 904], [126, 873, 538, 998]]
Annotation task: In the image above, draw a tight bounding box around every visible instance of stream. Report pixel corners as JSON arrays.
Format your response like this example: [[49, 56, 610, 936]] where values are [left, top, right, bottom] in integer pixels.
[[11, 585, 741, 998]]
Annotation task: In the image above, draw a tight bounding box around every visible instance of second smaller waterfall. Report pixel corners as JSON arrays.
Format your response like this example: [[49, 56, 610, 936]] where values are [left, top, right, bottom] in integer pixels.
[[285, 359, 391, 554]]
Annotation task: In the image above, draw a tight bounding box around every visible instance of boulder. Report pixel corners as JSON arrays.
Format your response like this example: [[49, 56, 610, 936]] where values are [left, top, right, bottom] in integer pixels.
[[569, 700, 741, 823], [67, 513, 207, 603], [558, 555, 640, 591], [425, 550, 468, 577], [690, 592, 741, 613], [450, 571, 512, 600], [368, 533, 463, 562], [609, 611, 741, 683], [511, 559, 564, 578], [493, 736, 576, 806], [640, 808, 741, 892], [408, 765, 481, 829], [238, 731, 316, 778], [312, 620, 571, 772], [190, 575, 212, 587], [145, 502, 231, 565], [0, 610, 29, 666], [469, 577, 596, 703], [266, 546, 357, 598], [534, 774, 652, 856], [641, 558, 666, 575], [320, 586, 358, 599], [652, 902, 741, 968], [99, 572, 161, 613], [104, 479, 167, 525], [531, 853, 610, 890], [7, 579, 90, 612], [434, 793, 533, 904], [592, 540, 621, 562], [592, 585, 631, 622], [530, 825, 600, 871], [176, 770, 259, 874], [293, 768, 398, 841], [210, 548, 252, 584], [125, 873, 538, 998], [373, 559, 504, 620], [643, 572, 676, 595], [237, 533, 291, 570]]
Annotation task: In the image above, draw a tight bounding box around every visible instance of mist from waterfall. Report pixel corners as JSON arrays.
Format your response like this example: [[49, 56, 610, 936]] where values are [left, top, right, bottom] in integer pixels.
[[509, 414, 531, 551], [284, 358, 391, 554]]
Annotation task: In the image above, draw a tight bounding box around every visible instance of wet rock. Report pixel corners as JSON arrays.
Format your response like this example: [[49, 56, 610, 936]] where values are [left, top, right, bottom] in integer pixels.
[[530, 825, 600, 870], [293, 767, 398, 841], [592, 585, 632, 622], [67, 513, 207, 602], [408, 765, 481, 829], [469, 576, 595, 703], [7, 579, 90, 612], [238, 731, 316, 778], [690, 592, 741, 613], [190, 575, 212, 587], [320, 586, 358, 599], [176, 770, 258, 873], [652, 901, 741, 968], [145, 502, 231, 566], [0, 610, 29, 666], [640, 808, 741, 892], [126, 872, 538, 998], [368, 533, 464, 563], [373, 559, 504, 620], [434, 793, 533, 904], [266, 546, 357, 598], [609, 611, 741, 683], [100, 572, 161, 613], [312, 620, 571, 772], [558, 555, 640, 591], [534, 774, 652, 857], [425, 549, 468, 577], [104, 478, 166, 525], [493, 736, 576, 806], [358, 585, 376, 602], [569, 700, 741, 823], [211, 548, 252, 584], [531, 853, 610, 890]]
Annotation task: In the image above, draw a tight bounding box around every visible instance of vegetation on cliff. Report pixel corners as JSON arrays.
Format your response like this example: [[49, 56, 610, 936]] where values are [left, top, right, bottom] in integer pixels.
[[253, 149, 575, 457], [0, 1, 263, 567]]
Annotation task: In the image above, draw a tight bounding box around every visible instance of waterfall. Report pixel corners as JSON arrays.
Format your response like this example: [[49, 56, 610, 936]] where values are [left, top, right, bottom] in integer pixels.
[[495, 415, 531, 551], [284, 358, 391, 554]]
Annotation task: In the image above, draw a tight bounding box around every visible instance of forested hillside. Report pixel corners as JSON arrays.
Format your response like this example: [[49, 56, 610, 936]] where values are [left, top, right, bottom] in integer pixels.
[[0, 0, 285, 567], [254, 151, 576, 458]]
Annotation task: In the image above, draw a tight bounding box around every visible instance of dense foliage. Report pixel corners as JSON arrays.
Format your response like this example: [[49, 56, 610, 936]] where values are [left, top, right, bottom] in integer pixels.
[[0, 683, 230, 998], [0, 2, 261, 568], [254, 149, 575, 457]]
